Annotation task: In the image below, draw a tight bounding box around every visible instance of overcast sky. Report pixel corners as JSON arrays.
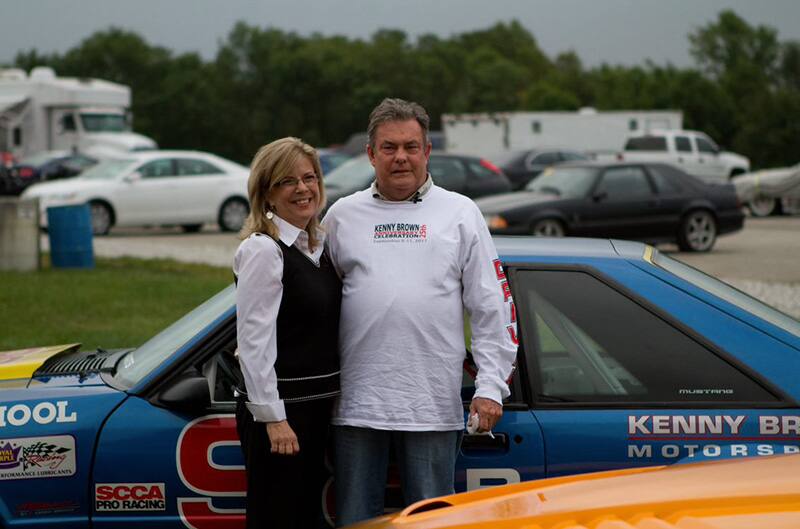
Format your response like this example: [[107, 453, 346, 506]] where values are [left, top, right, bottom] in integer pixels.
[[3, 0, 800, 68]]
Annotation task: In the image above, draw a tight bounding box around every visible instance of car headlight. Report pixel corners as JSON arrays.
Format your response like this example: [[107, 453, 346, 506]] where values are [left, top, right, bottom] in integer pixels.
[[483, 214, 509, 229]]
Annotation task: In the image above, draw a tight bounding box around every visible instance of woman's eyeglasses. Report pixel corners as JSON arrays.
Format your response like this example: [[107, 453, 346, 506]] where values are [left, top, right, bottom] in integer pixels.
[[276, 174, 319, 189]]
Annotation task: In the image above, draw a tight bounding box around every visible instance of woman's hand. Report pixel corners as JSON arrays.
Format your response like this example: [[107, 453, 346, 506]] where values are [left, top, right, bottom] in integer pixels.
[[266, 421, 300, 455]]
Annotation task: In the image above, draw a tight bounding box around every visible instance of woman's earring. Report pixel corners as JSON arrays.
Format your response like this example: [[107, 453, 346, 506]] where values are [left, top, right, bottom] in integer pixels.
[[265, 206, 274, 220]]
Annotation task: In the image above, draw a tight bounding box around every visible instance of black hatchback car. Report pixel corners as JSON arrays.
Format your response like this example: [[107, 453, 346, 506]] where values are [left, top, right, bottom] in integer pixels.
[[476, 162, 744, 252], [323, 151, 512, 208]]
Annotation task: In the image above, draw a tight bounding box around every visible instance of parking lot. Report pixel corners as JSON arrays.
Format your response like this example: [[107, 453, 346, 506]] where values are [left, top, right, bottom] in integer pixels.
[[40, 215, 800, 318]]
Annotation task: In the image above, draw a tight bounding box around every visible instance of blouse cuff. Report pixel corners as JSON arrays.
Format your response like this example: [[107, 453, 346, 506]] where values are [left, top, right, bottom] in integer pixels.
[[246, 400, 287, 423]]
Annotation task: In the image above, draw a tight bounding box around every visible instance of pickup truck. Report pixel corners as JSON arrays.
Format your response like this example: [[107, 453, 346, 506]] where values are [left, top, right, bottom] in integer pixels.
[[620, 130, 750, 183]]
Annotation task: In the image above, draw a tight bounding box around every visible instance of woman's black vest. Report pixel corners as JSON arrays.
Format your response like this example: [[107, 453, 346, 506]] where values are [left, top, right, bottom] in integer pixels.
[[272, 241, 341, 403]]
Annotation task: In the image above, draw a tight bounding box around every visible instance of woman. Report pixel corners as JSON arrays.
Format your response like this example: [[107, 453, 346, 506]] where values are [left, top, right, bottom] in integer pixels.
[[234, 137, 340, 529]]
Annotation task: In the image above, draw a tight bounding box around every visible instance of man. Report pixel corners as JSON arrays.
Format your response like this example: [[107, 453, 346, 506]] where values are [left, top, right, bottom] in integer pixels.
[[323, 98, 517, 526]]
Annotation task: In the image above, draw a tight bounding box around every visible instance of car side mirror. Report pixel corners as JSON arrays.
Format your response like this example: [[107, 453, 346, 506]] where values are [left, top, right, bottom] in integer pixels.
[[156, 371, 211, 412], [592, 190, 608, 202], [124, 171, 142, 183]]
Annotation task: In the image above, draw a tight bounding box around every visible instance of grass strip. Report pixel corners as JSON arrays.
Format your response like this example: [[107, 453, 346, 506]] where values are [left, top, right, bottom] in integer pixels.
[[0, 256, 231, 351]]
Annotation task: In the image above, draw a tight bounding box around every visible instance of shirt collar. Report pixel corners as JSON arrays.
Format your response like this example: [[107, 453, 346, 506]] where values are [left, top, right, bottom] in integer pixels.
[[272, 214, 325, 248], [371, 173, 433, 202]]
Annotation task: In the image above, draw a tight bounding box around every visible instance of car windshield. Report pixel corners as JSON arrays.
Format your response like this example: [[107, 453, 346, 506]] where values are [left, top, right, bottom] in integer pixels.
[[114, 285, 236, 388], [323, 155, 375, 191], [489, 151, 526, 166], [652, 252, 800, 338], [79, 159, 137, 180], [80, 113, 130, 133], [525, 166, 597, 198]]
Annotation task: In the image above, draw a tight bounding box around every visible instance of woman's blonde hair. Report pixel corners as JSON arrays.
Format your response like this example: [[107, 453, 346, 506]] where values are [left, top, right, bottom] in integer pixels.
[[239, 137, 326, 250]]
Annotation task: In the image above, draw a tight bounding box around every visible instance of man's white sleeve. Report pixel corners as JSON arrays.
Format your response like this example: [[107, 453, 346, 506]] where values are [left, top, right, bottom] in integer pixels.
[[234, 236, 286, 422], [460, 204, 517, 405]]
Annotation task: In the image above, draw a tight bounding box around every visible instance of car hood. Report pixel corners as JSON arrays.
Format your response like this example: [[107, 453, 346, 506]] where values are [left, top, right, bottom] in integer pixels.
[[357, 455, 800, 529], [475, 191, 560, 214], [20, 176, 108, 198], [0, 344, 82, 381]]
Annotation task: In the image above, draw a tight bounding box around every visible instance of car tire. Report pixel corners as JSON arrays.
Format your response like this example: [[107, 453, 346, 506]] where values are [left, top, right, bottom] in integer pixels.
[[218, 198, 249, 232], [531, 218, 565, 237], [181, 224, 203, 233], [677, 210, 717, 252], [89, 201, 113, 236], [748, 197, 778, 217]]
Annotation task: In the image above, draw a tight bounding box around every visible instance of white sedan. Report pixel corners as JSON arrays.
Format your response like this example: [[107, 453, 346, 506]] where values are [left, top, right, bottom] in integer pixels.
[[22, 150, 251, 234]]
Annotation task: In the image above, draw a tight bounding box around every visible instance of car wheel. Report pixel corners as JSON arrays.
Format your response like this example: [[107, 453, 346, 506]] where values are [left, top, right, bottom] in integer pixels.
[[780, 197, 800, 216], [531, 218, 565, 237], [677, 210, 717, 252], [748, 197, 777, 217], [218, 198, 249, 232], [181, 224, 203, 233], [89, 201, 113, 236]]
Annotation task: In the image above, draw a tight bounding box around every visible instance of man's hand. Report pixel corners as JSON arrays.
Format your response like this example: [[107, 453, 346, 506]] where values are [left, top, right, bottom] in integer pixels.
[[266, 420, 300, 455], [469, 397, 502, 432]]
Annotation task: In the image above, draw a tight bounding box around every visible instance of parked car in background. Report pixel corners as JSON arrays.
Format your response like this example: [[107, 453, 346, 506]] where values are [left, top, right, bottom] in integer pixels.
[[477, 162, 744, 252], [355, 455, 800, 529], [732, 162, 800, 217], [324, 152, 511, 208], [316, 148, 351, 175], [1, 236, 798, 528], [490, 148, 589, 190], [0, 150, 97, 195], [620, 130, 750, 183], [21, 150, 250, 234]]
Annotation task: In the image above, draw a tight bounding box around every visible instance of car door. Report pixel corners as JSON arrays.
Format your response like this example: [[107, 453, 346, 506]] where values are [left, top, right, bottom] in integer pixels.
[[173, 157, 230, 222], [510, 266, 798, 479], [694, 136, 726, 182], [115, 158, 179, 224], [91, 346, 246, 529], [456, 359, 545, 492], [577, 165, 660, 239]]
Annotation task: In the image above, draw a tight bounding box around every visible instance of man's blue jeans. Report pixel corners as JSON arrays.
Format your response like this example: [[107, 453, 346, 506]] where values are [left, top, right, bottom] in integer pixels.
[[333, 425, 461, 527]]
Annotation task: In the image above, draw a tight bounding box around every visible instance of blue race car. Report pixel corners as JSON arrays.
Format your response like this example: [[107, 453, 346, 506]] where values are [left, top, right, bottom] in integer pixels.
[[1, 237, 799, 528]]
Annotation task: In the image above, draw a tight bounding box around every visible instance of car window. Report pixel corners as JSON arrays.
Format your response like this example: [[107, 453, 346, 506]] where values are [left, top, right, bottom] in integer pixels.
[[139, 159, 176, 178], [514, 269, 778, 404], [526, 166, 597, 198], [176, 158, 223, 176], [675, 136, 692, 152], [561, 151, 588, 161], [466, 159, 499, 180], [429, 157, 467, 191], [646, 165, 682, 193], [596, 167, 653, 199], [696, 137, 718, 154], [625, 136, 667, 151], [529, 152, 560, 167]]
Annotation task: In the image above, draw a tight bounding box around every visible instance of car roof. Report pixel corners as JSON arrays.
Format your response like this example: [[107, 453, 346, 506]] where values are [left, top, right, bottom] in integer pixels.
[[109, 150, 222, 162], [494, 236, 646, 261]]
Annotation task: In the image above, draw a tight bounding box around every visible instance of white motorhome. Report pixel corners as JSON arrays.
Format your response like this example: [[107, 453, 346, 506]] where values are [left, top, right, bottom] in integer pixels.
[[442, 108, 682, 159], [0, 67, 156, 160]]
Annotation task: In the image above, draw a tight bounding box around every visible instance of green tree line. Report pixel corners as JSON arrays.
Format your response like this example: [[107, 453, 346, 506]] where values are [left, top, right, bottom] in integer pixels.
[[11, 10, 800, 169]]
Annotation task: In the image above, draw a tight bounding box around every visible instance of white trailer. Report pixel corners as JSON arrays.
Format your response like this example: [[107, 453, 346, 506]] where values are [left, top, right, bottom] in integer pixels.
[[442, 108, 682, 159], [0, 67, 156, 160]]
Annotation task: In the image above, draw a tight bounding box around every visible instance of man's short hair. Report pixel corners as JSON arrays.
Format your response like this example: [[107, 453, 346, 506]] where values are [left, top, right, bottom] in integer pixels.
[[367, 98, 430, 149]]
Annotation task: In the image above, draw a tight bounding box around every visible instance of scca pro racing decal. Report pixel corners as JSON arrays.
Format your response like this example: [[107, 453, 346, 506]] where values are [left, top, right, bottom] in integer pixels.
[[95, 483, 166, 511], [0, 435, 76, 480], [627, 414, 800, 460]]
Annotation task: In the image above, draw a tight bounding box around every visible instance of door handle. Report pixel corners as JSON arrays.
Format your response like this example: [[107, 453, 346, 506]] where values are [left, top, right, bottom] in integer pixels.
[[461, 432, 509, 452]]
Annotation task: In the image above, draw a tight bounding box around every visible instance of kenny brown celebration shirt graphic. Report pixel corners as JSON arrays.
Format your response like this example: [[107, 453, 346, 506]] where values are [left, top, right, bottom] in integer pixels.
[[373, 222, 428, 242]]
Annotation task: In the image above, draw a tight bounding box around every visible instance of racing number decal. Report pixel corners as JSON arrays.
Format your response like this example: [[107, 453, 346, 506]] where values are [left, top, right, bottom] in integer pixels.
[[176, 415, 245, 529]]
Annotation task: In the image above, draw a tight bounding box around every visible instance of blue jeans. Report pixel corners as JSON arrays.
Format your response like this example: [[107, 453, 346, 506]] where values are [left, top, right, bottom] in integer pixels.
[[333, 426, 461, 527]]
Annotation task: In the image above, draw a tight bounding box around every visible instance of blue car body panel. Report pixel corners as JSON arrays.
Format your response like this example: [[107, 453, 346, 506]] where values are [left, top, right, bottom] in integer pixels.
[[2, 236, 799, 527]]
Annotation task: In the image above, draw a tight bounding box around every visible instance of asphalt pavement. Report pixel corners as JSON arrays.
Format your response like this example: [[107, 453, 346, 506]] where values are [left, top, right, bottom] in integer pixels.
[[40, 215, 800, 318]]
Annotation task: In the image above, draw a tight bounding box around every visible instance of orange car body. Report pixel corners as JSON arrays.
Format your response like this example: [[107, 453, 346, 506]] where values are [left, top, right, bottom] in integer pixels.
[[352, 454, 800, 529]]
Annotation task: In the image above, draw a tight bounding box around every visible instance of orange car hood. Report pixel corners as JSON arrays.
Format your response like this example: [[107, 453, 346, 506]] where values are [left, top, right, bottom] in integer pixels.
[[355, 455, 800, 529]]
